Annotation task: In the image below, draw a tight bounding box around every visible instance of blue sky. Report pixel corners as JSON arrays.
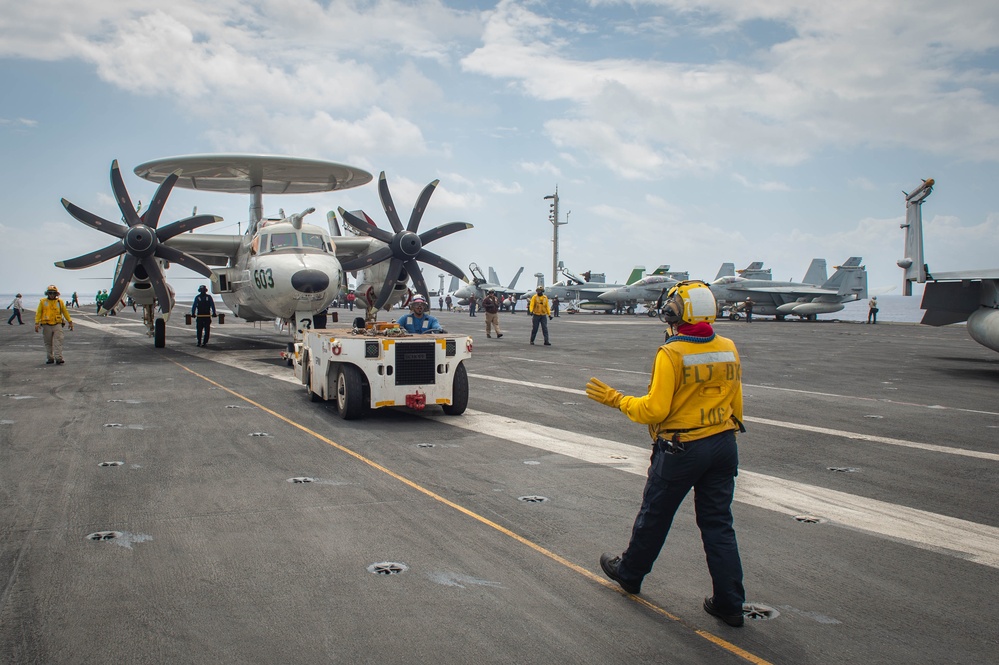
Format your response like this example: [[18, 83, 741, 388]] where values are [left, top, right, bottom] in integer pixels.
[[2, 0, 998, 299]]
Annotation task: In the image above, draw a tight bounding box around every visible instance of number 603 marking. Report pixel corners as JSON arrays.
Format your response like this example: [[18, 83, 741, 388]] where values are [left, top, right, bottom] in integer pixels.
[[253, 268, 274, 289]]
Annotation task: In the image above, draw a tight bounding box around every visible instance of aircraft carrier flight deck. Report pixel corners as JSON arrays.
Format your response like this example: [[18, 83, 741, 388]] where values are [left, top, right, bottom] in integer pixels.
[[2, 307, 997, 664]]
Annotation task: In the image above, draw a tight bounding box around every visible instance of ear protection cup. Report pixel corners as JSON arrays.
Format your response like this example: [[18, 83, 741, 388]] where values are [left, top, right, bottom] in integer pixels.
[[662, 291, 684, 324]]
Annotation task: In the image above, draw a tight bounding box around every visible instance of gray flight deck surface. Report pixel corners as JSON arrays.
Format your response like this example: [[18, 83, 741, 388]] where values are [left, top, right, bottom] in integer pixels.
[[2, 308, 997, 664]]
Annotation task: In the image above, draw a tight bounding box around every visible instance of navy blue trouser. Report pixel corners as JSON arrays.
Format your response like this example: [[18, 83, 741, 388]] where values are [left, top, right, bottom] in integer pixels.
[[618, 429, 744, 614], [530, 314, 549, 343], [196, 318, 211, 344]]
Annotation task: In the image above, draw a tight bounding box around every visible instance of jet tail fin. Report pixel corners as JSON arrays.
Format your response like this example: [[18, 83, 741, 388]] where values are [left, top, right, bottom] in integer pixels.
[[738, 261, 772, 280], [449, 275, 460, 292], [801, 259, 827, 285], [326, 210, 342, 236], [714, 263, 735, 280], [625, 266, 646, 285], [822, 258, 868, 299], [488, 267, 500, 285], [507, 267, 524, 289], [898, 178, 933, 295]]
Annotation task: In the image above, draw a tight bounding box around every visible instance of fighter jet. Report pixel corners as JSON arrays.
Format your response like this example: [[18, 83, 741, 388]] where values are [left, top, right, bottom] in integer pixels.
[[898, 178, 999, 352], [543, 264, 646, 312], [597, 265, 690, 315], [710, 258, 867, 321], [452, 263, 527, 303]]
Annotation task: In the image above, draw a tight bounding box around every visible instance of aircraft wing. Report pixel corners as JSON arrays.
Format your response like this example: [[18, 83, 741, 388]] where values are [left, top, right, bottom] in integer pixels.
[[737, 286, 833, 295], [164, 234, 242, 267], [331, 236, 378, 263], [927, 269, 999, 281]]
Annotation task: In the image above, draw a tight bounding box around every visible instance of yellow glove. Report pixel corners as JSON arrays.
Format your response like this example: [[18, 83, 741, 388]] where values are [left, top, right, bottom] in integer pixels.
[[586, 377, 623, 408]]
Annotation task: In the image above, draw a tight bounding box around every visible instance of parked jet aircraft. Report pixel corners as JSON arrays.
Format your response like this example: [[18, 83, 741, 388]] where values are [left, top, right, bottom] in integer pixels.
[[710, 258, 868, 320], [714, 261, 773, 281], [898, 178, 999, 352], [544, 265, 646, 312], [597, 265, 690, 314], [452, 263, 527, 303], [57, 155, 470, 348]]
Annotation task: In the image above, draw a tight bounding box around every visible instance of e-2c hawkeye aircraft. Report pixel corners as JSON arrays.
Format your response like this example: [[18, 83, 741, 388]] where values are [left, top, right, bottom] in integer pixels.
[[898, 178, 999, 352], [56, 155, 471, 348]]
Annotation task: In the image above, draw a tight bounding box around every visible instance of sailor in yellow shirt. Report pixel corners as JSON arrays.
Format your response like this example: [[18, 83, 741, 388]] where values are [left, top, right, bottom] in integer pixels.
[[528, 286, 552, 345], [34, 284, 74, 365], [586, 280, 747, 627]]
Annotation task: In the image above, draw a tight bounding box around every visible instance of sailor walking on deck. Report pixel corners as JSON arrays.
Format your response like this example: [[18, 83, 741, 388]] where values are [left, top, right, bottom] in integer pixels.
[[7, 293, 24, 325], [587, 281, 747, 627], [192, 285, 217, 347], [34, 285, 73, 364]]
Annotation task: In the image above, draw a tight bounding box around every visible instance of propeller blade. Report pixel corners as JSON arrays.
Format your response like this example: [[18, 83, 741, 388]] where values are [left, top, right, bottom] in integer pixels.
[[61, 199, 127, 238], [56, 241, 125, 270], [419, 221, 472, 245], [372, 257, 405, 310], [157, 214, 223, 242], [99, 254, 138, 315], [405, 259, 429, 299], [110, 160, 142, 227], [339, 208, 395, 244], [155, 244, 216, 280], [142, 258, 173, 316], [339, 245, 393, 272], [142, 171, 180, 229], [406, 179, 439, 233], [377, 172, 404, 233], [414, 249, 466, 281]]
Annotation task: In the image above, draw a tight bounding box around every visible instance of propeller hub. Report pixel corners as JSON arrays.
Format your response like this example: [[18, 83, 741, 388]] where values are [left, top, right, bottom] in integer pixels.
[[392, 231, 423, 258], [123, 224, 158, 259]]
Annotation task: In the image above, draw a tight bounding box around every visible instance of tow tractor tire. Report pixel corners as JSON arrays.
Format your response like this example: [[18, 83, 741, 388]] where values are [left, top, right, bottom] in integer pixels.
[[442, 362, 469, 416], [154, 318, 166, 348], [646, 309, 658, 317], [335, 364, 367, 420], [304, 356, 323, 402]]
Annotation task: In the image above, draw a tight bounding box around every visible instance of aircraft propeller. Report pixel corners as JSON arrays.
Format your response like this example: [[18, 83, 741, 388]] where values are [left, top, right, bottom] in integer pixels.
[[338, 172, 471, 310], [57, 160, 222, 316]]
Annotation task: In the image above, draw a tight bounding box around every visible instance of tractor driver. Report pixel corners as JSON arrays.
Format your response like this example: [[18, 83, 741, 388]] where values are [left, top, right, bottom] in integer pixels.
[[397, 295, 443, 334]]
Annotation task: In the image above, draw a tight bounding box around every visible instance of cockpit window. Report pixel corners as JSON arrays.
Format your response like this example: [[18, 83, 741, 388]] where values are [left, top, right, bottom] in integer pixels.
[[269, 233, 298, 250], [301, 233, 327, 250]]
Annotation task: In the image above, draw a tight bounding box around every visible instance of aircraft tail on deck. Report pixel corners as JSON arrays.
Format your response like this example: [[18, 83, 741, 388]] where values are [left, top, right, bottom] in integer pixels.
[[738, 261, 772, 280], [801, 259, 827, 285], [507, 267, 524, 289], [625, 266, 646, 285], [714, 263, 735, 280], [821, 258, 868, 299]]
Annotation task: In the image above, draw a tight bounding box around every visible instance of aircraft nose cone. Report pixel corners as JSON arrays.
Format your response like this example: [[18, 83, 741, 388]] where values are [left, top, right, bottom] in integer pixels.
[[291, 269, 330, 294]]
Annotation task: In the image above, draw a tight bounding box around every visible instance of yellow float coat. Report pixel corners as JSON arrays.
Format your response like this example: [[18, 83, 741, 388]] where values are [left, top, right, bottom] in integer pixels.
[[618, 333, 743, 443]]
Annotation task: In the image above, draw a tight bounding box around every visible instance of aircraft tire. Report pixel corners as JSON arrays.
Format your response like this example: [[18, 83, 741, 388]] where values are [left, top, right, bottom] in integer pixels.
[[154, 319, 166, 348], [335, 364, 366, 420], [442, 362, 468, 416]]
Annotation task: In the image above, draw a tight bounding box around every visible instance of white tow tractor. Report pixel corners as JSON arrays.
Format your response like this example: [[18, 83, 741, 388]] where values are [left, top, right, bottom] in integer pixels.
[[294, 323, 472, 419]]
